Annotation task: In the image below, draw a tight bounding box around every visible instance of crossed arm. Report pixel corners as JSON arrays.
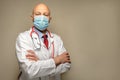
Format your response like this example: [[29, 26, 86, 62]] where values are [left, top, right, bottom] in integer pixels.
[[16, 33, 71, 78], [26, 50, 71, 66]]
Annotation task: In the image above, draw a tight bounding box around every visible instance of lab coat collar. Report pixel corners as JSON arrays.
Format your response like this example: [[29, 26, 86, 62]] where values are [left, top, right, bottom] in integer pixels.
[[30, 27, 54, 38], [29, 27, 54, 50]]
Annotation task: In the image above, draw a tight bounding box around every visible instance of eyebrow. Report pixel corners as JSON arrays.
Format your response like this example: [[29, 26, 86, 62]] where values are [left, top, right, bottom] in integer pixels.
[[34, 11, 50, 14]]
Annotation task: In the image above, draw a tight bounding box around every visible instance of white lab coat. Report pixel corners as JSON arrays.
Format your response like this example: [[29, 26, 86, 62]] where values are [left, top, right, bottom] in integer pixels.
[[16, 28, 71, 80]]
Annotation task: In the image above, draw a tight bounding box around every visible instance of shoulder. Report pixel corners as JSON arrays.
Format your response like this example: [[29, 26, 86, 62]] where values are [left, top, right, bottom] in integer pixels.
[[52, 33, 61, 39], [16, 28, 31, 41], [51, 33, 63, 42]]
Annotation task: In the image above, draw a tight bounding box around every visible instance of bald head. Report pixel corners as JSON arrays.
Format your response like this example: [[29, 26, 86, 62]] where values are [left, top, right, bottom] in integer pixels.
[[32, 3, 51, 21]]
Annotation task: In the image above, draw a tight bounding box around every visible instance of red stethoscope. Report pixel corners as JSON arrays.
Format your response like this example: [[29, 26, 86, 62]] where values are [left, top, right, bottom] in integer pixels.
[[30, 27, 54, 58]]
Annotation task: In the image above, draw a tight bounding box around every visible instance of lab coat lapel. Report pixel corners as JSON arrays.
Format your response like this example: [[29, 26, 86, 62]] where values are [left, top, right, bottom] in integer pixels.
[[48, 32, 54, 49], [29, 28, 41, 50], [31, 28, 54, 50]]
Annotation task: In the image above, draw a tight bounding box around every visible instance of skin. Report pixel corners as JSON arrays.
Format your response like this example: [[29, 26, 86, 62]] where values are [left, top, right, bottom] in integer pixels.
[[26, 3, 71, 66], [31, 3, 51, 34]]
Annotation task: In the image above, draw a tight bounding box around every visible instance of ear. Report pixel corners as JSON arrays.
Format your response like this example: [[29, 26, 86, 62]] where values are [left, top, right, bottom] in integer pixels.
[[49, 16, 52, 23], [31, 15, 34, 22]]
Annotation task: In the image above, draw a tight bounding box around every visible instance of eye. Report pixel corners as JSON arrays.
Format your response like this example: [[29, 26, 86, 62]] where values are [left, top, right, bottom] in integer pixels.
[[35, 14, 40, 16], [35, 12, 41, 16], [43, 13, 49, 16]]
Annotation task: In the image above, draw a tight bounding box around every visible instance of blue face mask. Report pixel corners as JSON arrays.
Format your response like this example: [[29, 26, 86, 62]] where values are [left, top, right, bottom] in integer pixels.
[[33, 15, 49, 31]]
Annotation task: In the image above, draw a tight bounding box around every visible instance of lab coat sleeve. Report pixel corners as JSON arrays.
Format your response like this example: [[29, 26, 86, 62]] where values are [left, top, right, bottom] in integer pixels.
[[16, 33, 56, 79], [54, 36, 71, 75]]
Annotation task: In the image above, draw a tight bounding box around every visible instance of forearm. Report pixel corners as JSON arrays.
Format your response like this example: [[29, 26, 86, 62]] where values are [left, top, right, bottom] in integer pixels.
[[49, 62, 71, 77], [55, 63, 71, 74], [19, 59, 56, 79]]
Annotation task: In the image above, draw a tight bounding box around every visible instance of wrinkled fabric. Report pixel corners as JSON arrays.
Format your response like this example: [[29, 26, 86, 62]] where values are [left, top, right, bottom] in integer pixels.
[[16, 28, 71, 80], [34, 15, 49, 31]]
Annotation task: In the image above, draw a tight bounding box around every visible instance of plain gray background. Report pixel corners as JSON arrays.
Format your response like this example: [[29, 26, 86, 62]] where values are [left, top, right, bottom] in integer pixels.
[[0, 0, 120, 80]]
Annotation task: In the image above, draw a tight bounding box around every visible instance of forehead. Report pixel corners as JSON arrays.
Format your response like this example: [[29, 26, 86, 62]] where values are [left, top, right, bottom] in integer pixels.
[[33, 4, 50, 13]]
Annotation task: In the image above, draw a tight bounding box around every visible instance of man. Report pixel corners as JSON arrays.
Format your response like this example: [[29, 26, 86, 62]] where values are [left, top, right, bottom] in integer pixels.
[[16, 3, 71, 80]]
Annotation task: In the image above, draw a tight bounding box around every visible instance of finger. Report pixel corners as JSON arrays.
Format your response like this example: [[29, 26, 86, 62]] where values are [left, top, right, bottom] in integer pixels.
[[26, 53, 39, 59], [26, 53, 36, 57], [68, 61, 71, 63], [66, 54, 70, 57], [68, 56, 70, 60], [26, 55, 39, 60], [27, 50, 33, 52], [27, 57, 38, 61], [62, 59, 71, 63], [27, 50, 35, 54], [66, 59, 71, 63]]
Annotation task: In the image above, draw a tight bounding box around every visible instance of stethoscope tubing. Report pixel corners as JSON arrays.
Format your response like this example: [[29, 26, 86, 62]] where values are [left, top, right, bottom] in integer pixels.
[[30, 27, 54, 58]]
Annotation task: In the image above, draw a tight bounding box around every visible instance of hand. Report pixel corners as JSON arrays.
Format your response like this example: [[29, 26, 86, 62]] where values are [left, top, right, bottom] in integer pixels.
[[54, 52, 71, 66], [26, 50, 39, 61]]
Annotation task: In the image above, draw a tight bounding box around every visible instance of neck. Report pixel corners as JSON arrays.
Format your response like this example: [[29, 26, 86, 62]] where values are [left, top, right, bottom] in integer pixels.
[[39, 29, 47, 34], [35, 27, 47, 34]]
